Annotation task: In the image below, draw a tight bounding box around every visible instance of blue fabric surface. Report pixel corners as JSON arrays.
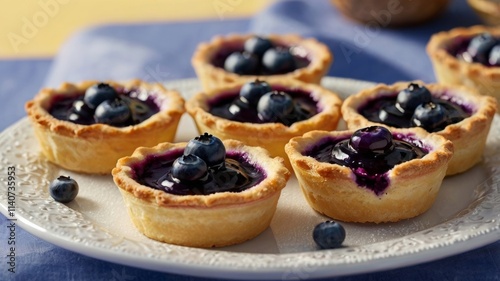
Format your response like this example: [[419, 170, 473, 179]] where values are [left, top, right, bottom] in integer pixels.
[[1, 0, 500, 280], [0, 59, 53, 131]]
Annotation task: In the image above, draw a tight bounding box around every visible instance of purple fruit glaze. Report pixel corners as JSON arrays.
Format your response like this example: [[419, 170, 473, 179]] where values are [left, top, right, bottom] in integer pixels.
[[448, 35, 499, 67], [211, 43, 311, 75], [49, 88, 160, 127], [305, 134, 427, 196], [209, 86, 318, 125], [359, 91, 471, 133], [131, 148, 266, 196]]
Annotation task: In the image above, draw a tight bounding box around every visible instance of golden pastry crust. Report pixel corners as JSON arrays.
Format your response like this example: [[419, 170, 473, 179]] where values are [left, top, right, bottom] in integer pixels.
[[427, 25, 500, 103], [112, 139, 290, 248], [185, 77, 343, 168], [285, 128, 454, 223], [25, 79, 185, 174], [341, 81, 497, 175], [191, 33, 333, 91]]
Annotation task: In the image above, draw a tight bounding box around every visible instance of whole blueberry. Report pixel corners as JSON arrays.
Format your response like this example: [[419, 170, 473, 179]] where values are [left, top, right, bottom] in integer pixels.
[[489, 44, 500, 66], [224, 52, 259, 75], [313, 220, 346, 249], [257, 91, 295, 124], [396, 83, 432, 113], [411, 102, 448, 132], [244, 36, 274, 58], [68, 100, 94, 125], [172, 154, 208, 181], [94, 98, 131, 126], [466, 33, 497, 65], [262, 47, 297, 74], [49, 175, 79, 203], [349, 126, 394, 154], [239, 79, 272, 106], [184, 133, 226, 167], [84, 83, 119, 109]]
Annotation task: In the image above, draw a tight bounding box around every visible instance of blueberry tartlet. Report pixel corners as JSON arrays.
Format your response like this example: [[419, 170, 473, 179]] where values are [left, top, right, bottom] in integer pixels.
[[25, 80, 185, 174], [341, 81, 497, 175], [191, 34, 333, 90], [112, 133, 290, 248], [185, 78, 343, 168], [427, 25, 500, 103], [285, 126, 453, 223]]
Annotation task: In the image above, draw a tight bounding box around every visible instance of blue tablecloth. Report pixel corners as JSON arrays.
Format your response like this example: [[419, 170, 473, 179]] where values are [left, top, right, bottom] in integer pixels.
[[1, 0, 499, 280]]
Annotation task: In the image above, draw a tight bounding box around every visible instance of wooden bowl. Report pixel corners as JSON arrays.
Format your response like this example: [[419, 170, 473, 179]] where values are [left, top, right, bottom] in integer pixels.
[[331, 0, 450, 27]]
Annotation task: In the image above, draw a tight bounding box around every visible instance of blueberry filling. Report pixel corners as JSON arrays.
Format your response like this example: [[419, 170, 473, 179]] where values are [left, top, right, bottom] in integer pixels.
[[49, 83, 160, 127], [359, 83, 471, 133], [211, 36, 310, 75], [133, 133, 266, 196], [209, 80, 318, 126], [448, 33, 500, 67], [305, 126, 427, 195]]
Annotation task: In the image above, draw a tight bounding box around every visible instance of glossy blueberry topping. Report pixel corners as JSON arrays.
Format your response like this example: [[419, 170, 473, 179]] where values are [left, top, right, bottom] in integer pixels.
[[396, 83, 432, 113], [239, 79, 272, 106], [49, 175, 79, 203], [411, 102, 448, 132], [349, 126, 393, 154], [133, 134, 265, 196], [209, 80, 317, 126], [172, 154, 208, 181], [306, 126, 427, 195], [257, 91, 295, 123], [244, 36, 273, 58], [313, 221, 346, 249], [94, 98, 132, 126], [49, 83, 160, 127], [465, 33, 497, 65], [84, 82, 119, 109], [450, 33, 500, 67], [184, 132, 226, 167], [262, 47, 297, 74], [360, 83, 470, 133], [224, 52, 259, 75], [212, 36, 310, 75], [489, 45, 500, 66]]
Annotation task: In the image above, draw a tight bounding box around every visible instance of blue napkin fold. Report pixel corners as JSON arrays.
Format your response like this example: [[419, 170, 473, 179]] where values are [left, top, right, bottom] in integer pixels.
[[250, 0, 483, 83], [45, 0, 484, 87]]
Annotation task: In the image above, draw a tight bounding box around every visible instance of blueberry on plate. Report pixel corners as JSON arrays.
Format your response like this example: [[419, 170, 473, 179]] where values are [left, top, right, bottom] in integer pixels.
[[49, 175, 79, 203], [257, 91, 295, 124], [489, 44, 500, 66], [411, 102, 448, 132], [184, 133, 226, 167], [349, 126, 394, 154], [262, 47, 297, 74], [466, 33, 497, 65], [239, 79, 272, 106], [313, 220, 346, 249], [172, 154, 208, 181], [244, 36, 274, 58], [94, 98, 132, 126], [396, 83, 432, 113], [84, 82, 119, 109], [224, 52, 259, 75]]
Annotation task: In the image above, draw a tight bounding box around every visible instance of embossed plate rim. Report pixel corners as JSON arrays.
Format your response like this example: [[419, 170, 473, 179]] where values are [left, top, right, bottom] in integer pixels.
[[0, 77, 499, 280]]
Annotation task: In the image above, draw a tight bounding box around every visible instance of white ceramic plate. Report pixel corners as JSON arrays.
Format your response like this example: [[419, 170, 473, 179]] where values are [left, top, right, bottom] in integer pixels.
[[0, 77, 499, 280]]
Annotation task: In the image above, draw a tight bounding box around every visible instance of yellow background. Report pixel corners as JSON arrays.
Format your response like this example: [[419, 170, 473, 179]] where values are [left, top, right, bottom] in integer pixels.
[[0, 0, 269, 58]]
